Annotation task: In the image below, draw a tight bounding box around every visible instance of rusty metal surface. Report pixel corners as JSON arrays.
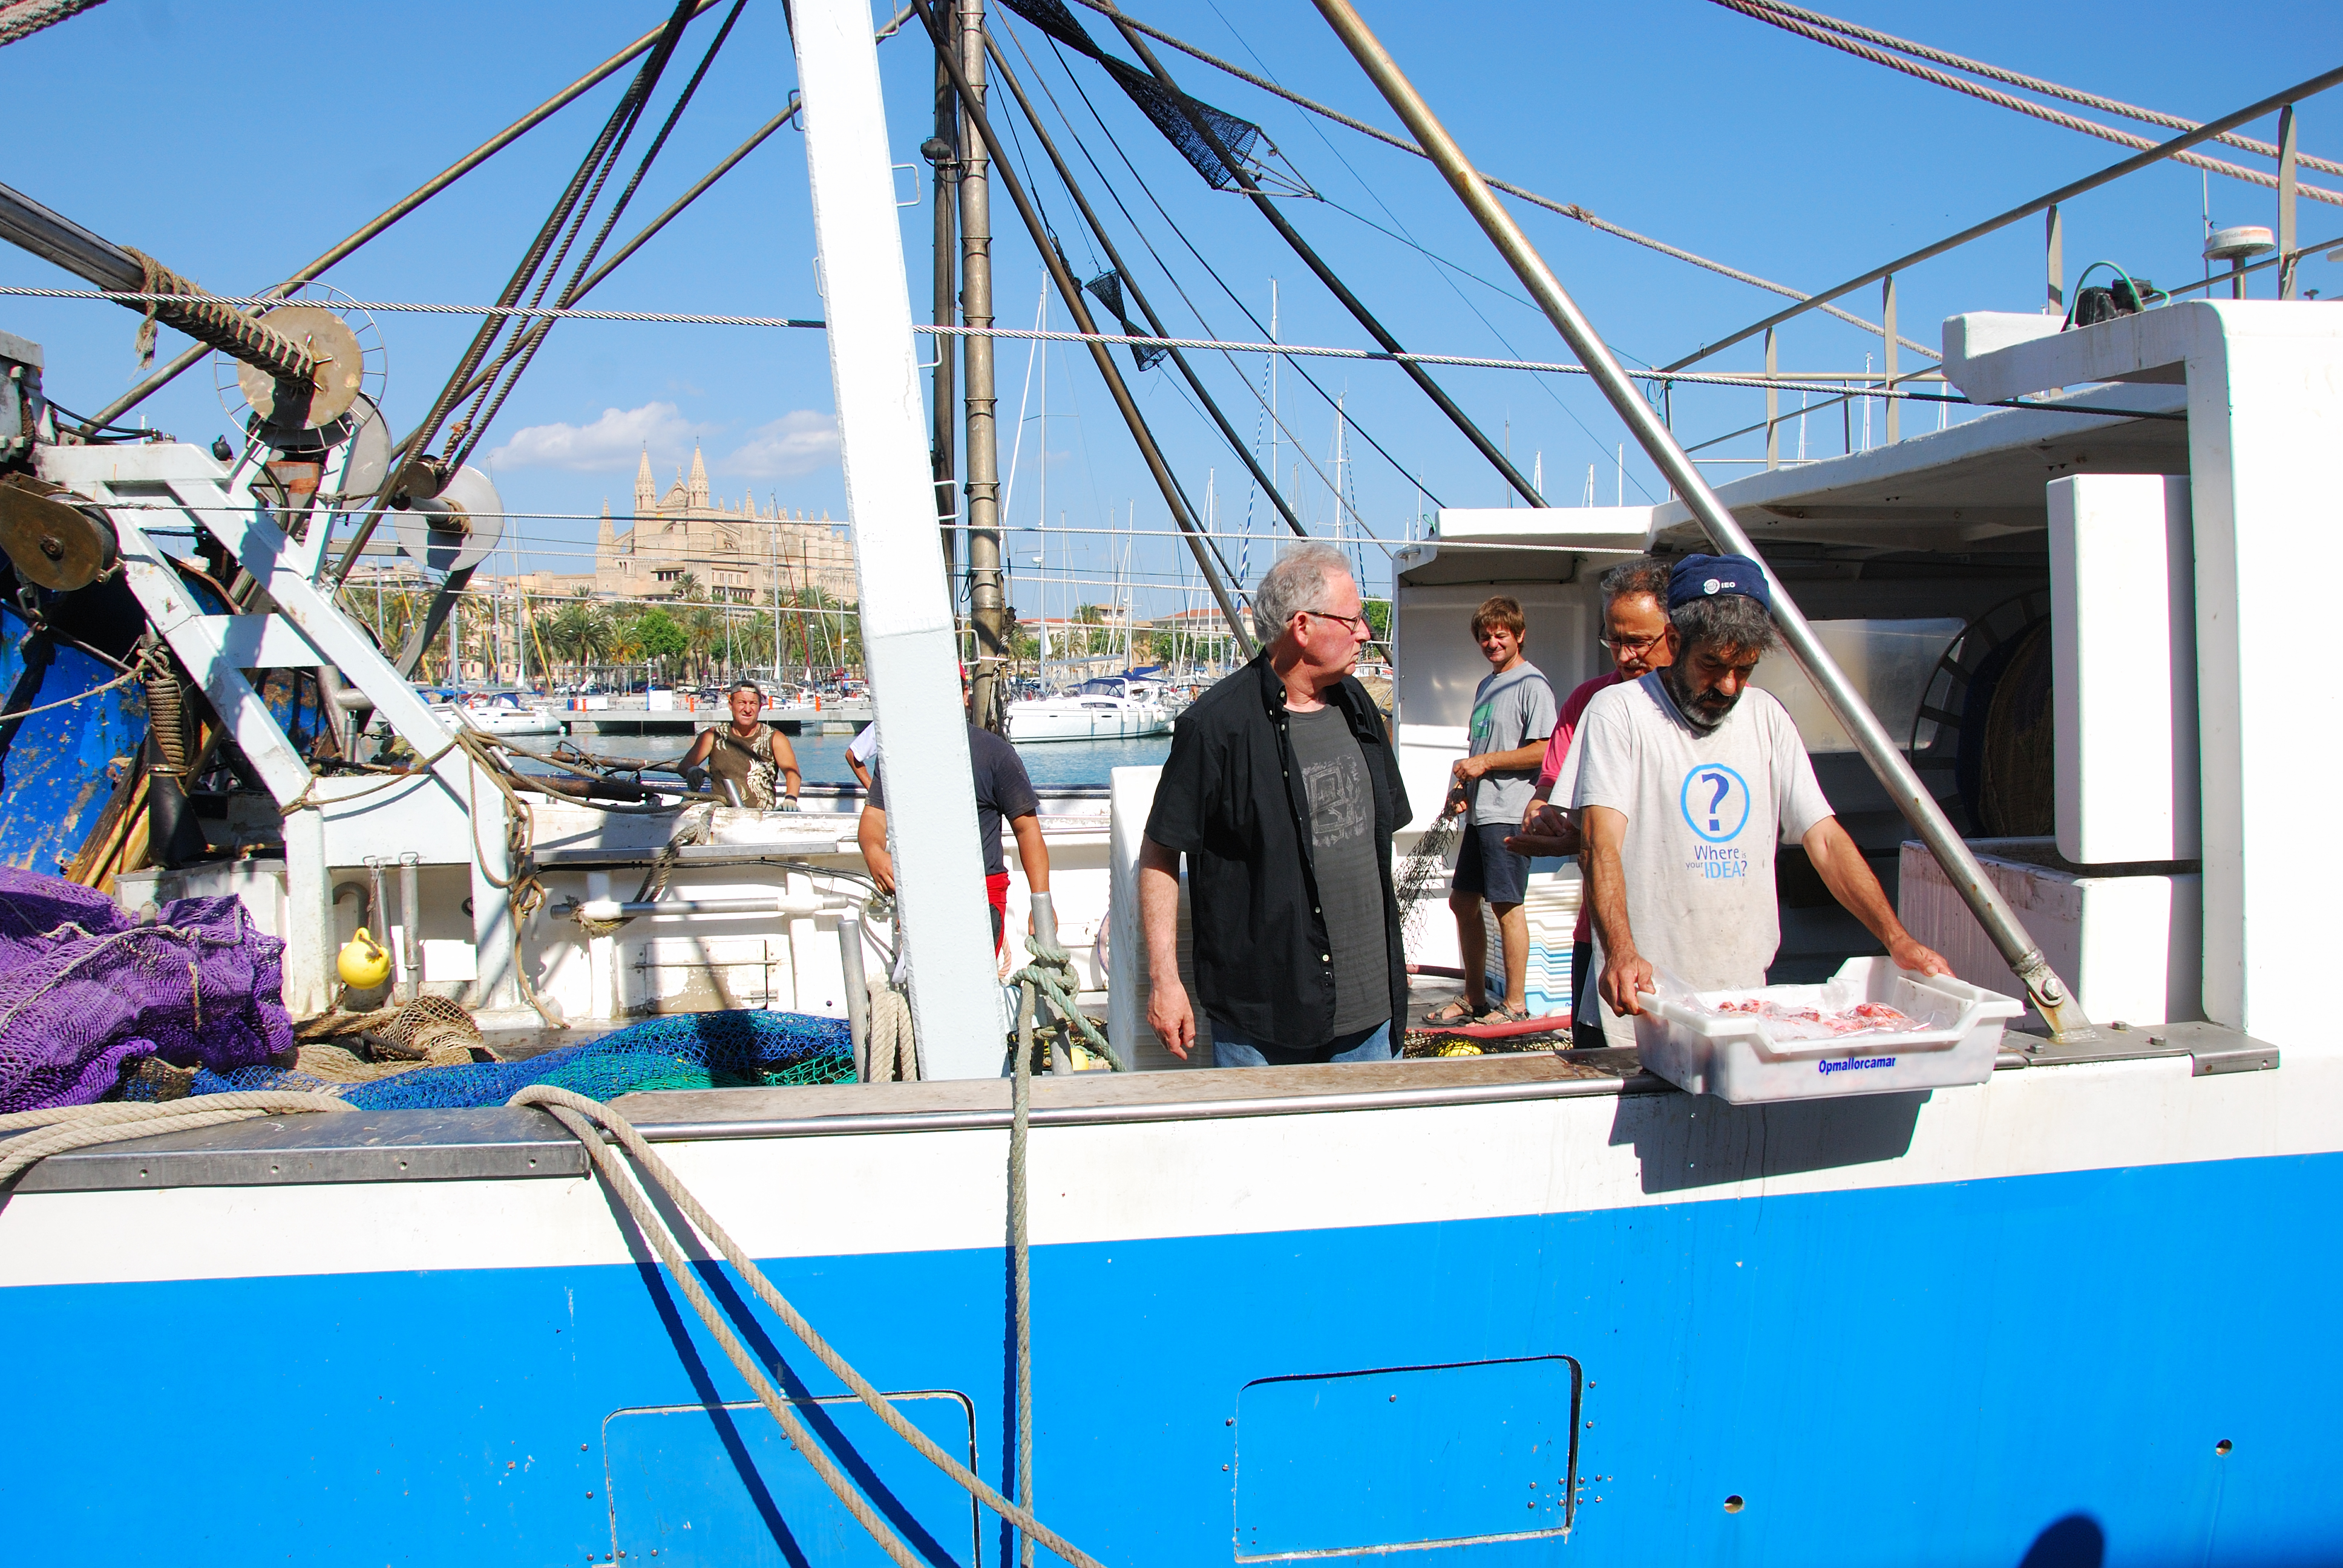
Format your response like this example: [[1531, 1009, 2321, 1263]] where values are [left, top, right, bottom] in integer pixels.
[[0, 603, 146, 873]]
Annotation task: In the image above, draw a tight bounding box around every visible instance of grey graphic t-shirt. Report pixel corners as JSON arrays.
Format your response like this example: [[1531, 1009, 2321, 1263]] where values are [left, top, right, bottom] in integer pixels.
[[1288, 705, 1391, 1036], [1467, 662, 1558, 826]]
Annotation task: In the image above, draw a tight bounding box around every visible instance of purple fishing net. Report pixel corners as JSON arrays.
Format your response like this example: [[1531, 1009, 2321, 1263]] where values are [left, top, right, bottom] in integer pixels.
[[0, 867, 293, 1112]]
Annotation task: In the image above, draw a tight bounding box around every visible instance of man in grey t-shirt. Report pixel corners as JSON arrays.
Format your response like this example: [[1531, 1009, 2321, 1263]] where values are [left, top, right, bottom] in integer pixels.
[[1430, 596, 1557, 1024], [1575, 554, 1948, 1040], [1289, 705, 1391, 1039]]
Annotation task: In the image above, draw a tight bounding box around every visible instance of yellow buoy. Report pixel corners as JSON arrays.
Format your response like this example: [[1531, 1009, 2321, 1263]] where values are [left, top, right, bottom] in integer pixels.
[[337, 927, 392, 990]]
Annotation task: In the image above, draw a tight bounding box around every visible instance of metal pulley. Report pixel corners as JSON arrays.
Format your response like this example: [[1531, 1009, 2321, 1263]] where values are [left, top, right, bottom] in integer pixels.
[[234, 302, 366, 439], [392, 463, 503, 573], [0, 473, 114, 590]]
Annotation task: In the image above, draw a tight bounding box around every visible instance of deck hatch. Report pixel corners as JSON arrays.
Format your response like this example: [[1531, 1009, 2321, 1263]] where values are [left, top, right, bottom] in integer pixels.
[[603, 1390, 977, 1566], [1234, 1355, 1581, 1560]]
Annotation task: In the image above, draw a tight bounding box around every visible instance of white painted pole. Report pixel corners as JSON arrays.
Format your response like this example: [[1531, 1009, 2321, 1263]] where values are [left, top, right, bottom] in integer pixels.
[[793, 0, 1005, 1077]]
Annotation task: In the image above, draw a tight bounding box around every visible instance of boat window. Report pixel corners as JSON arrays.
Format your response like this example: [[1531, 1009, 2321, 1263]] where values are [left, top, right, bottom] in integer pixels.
[[1078, 678, 1123, 696], [1748, 618, 1965, 753]]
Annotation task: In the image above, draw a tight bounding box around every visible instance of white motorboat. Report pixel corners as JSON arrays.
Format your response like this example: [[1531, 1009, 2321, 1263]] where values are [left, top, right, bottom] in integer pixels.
[[429, 691, 564, 737], [1003, 675, 1173, 742]]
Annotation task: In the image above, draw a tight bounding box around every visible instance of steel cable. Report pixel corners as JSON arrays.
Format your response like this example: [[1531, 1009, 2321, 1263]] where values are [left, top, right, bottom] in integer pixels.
[[1726, 0, 2343, 178], [1711, 0, 2343, 206]]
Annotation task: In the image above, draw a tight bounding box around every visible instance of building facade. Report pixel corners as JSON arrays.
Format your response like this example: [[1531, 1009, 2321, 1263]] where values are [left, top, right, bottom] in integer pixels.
[[593, 446, 857, 604]]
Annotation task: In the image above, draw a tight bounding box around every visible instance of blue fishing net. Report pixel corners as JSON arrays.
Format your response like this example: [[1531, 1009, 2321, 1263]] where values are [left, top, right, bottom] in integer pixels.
[[168, 1010, 853, 1109]]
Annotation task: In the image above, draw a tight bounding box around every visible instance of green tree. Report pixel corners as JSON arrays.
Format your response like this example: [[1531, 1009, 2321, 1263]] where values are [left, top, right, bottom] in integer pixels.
[[635, 607, 687, 679]]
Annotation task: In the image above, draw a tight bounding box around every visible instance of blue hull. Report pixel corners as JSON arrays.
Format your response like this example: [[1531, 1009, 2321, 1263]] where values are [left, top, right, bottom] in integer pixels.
[[4, 1150, 2332, 1566]]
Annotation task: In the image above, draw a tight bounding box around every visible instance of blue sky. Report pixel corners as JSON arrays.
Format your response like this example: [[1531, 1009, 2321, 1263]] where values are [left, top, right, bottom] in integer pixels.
[[5, 0, 2338, 619]]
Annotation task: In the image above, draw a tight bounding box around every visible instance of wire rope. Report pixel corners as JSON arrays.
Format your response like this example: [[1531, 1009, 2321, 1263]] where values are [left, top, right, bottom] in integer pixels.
[[1709, 0, 2343, 207], [1029, 29, 1450, 508], [1725, 0, 2343, 178]]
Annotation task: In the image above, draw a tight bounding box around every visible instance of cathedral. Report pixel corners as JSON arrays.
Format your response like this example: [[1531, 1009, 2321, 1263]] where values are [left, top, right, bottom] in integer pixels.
[[592, 446, 858, 605]]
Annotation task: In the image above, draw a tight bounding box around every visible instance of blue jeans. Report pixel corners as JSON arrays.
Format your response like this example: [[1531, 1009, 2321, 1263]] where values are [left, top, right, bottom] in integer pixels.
[[1210, 1018, 1395, 1068]]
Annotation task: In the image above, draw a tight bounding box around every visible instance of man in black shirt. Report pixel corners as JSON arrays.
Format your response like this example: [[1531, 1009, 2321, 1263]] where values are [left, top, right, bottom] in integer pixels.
[[859, 673, 1047, 955], [1140, 542, 1411, 1066]]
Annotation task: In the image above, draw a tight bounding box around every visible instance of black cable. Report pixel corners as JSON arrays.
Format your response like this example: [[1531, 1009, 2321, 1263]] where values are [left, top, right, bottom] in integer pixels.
[[1034, 28, 1446, 509]]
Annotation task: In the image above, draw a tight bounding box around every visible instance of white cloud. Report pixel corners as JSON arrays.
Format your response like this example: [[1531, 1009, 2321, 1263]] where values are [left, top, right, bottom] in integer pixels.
[[487, 401, 698, 472], [724, 410, 840, 479]]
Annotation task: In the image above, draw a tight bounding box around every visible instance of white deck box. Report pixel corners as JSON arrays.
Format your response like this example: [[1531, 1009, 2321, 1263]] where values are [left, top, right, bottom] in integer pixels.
[[1898, 837, 2201, 1028]]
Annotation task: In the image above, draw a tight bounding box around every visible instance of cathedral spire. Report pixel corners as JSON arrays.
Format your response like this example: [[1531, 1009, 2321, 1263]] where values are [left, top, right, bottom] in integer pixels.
[[634, 447, 654, 515], [598, 498, 615, 551], [687, 442, 710, 508]]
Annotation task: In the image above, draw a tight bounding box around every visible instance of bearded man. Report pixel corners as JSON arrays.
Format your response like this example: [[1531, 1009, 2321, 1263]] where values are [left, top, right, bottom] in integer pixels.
[[1572, 554, 1948, 1042]]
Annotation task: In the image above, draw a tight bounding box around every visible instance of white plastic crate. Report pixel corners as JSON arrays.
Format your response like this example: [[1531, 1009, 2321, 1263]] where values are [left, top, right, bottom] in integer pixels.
[[1631, 957, 2022, 1105]]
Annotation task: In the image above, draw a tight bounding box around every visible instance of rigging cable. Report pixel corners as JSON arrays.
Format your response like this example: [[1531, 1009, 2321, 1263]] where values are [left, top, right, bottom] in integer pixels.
[[450, 0, 751, 471], [984, 25, 1309, 538], [1719, 0, 2343, 183], [1090, 5, 1546, 505], [1061, 0, 1933, 358], [82, 0, 729, 436], [330, 0, 709, 587], [1023, 25, 1447, 508]]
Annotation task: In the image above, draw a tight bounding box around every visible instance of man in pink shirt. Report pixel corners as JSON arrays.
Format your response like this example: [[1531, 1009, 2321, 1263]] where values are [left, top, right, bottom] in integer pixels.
[[1504, 557, 1673, 1048]]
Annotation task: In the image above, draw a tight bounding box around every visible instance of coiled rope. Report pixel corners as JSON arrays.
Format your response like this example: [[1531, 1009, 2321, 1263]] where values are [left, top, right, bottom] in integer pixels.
[[508, 1084, 1106, 1568], [121, 250, 320, 381]]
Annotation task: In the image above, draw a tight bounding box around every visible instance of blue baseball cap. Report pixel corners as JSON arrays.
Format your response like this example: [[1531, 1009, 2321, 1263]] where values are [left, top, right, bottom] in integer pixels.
[[1668, 553, 1771, 612]]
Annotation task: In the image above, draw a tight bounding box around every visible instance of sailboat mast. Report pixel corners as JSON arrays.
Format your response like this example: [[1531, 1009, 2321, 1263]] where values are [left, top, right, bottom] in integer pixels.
[[955, 0, 1009, 730]]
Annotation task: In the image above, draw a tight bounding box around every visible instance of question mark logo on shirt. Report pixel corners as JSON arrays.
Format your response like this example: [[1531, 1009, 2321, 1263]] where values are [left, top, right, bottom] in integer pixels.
[[1679, 764, 1752, 843]]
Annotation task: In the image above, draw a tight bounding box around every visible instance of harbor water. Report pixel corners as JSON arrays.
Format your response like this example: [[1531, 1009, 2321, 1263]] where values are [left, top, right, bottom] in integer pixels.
[[572, 729, 1172, 789]]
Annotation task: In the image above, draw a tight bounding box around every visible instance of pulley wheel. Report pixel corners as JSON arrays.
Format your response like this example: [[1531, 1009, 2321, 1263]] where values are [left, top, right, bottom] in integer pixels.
[[235, 303, 365, 431], [0, 474, 114, 590]]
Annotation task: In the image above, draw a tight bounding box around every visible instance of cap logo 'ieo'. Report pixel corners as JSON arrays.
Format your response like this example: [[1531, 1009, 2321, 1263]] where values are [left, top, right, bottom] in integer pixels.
[[1668, 552, 1771, 612]]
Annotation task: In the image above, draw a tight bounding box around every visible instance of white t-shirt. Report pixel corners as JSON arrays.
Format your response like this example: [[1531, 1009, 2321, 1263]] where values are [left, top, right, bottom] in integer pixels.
[[848, 723, 879, 767], [1572, 671, 1833, 997]]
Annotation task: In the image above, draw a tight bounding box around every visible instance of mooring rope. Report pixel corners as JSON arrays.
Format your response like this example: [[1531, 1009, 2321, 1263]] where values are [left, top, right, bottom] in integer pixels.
[[510, 1083, 1107, 1568]]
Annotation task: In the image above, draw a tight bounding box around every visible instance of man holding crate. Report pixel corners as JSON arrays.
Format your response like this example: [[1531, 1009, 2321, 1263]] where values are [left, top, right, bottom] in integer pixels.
[[1573, 555, 1949, 1045]]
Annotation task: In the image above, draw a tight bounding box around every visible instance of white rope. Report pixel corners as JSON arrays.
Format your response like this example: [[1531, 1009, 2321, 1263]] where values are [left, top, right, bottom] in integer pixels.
[[508, 1084, 1104, 1568], [0, 1091, 353, 1186], [864, 981, 918, 1083], [0, 285, 1949, 389]]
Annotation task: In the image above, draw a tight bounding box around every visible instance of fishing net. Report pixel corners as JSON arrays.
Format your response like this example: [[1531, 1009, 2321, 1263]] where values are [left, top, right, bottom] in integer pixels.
[[153, 1008, 856, 1111], [995, 0, 1268, 191], [0, 867, 292, 1113], [1395, 808, 1464, 946]]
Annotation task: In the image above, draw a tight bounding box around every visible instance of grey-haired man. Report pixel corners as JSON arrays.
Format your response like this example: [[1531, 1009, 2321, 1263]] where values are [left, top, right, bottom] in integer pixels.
[[1139, 543, 1411, 1067]]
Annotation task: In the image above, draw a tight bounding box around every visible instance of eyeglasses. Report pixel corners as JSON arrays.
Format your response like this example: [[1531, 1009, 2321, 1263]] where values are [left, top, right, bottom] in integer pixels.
[[1304, 608, 1371, 635], [1597, 630, 1666, 653]]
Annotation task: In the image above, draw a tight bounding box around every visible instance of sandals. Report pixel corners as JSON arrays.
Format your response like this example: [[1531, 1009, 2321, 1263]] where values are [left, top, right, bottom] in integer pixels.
[[1478, 1001, 1532, 1025], [1421, 998, 1478, 1026]]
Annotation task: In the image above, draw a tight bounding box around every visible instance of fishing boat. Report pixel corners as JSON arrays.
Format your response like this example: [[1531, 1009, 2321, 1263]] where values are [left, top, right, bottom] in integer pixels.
[[1, 1, 2338, 1564], [1002, 673, 1173, 742]]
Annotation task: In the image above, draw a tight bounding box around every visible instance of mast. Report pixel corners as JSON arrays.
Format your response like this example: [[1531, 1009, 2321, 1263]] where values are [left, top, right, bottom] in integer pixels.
[[926, 11, 958, 615], [956, 0, 1009, 728], [1037, 291, 1048, 691]]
